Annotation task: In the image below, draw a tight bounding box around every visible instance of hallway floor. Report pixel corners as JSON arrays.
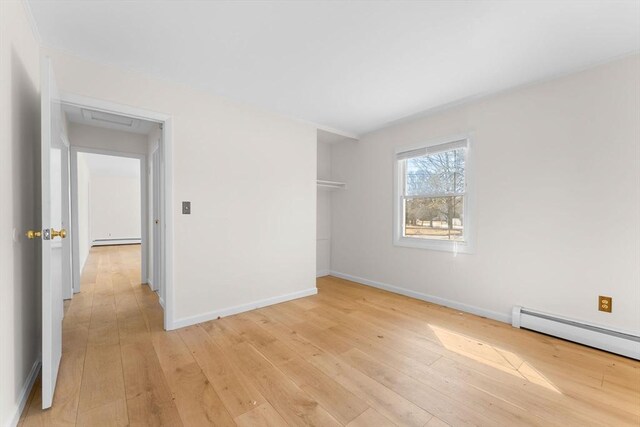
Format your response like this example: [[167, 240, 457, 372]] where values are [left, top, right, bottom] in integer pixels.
[[19, 245, 640, 426]]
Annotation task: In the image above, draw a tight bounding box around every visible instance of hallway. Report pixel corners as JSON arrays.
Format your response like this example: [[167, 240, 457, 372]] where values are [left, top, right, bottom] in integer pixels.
[[20, 245, 173, 426]]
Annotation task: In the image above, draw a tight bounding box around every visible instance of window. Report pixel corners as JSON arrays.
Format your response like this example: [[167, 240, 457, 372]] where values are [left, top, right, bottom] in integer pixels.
[[394, 136, 473, 252]]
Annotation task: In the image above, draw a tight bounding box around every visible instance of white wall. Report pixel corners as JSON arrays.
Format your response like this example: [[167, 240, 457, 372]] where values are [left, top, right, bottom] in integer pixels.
[[0, 1, 41, 426], [90, 174, 141, 241], [46, 48, 317, 326], [76, 153, 91, 276], [317, 140, 332, 276], [331, 55, 640, 334]]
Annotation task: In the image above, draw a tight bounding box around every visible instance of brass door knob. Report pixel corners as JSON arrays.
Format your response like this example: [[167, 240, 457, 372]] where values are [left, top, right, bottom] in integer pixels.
[[25, 230, 42, 239], [51, 228, 67, 239]]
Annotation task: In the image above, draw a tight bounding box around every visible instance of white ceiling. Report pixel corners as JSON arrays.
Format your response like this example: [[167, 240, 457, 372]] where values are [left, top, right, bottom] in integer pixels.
[[79, 152, 140, 178], [30, 1, 640, 135], [62, 104, 157, 135]]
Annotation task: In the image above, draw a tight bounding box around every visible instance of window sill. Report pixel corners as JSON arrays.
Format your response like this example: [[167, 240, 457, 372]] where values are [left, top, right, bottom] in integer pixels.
[[393, 236, 474, 254]]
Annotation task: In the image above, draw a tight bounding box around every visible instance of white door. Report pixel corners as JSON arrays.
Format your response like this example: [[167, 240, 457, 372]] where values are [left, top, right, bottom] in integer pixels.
[[40, 57, 65, 409]]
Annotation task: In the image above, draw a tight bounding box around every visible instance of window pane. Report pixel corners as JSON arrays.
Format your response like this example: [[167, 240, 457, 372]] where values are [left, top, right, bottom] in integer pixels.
[[404, 196, 464, 241], [405, 148, 465, 196]]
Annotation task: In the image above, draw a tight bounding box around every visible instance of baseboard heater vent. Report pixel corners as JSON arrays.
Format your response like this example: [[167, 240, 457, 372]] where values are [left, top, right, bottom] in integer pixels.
[[92, 238, 141, 247], [512, 306, 639, 360]]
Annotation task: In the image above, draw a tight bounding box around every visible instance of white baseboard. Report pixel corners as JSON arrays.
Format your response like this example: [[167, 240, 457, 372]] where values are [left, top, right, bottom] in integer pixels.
[[316, 270, 330, 278], [171, 287, 318, 330], [330, 271, 511, 324], [159, 296, 165, 309], [6, 359, 40, 427], [92, 238, 141, 246]]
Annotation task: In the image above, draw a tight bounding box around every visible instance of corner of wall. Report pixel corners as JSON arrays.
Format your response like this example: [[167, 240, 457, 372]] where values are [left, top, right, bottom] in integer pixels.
[[20, 0, 42, 45], [329, 271, 511, 324], [5, 360, 40, 427], [170, 287, 318, 330]]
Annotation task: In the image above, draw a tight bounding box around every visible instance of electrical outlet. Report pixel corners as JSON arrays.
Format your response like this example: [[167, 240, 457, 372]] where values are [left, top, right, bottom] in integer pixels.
[[599, 296, 612, 313]]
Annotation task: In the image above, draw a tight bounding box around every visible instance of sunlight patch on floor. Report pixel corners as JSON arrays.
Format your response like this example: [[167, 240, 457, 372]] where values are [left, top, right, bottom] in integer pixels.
[[429, 324, 560, 393]]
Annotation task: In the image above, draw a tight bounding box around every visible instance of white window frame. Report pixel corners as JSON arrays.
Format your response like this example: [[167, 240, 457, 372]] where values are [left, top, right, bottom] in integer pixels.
[[393, 133, 475, 254]]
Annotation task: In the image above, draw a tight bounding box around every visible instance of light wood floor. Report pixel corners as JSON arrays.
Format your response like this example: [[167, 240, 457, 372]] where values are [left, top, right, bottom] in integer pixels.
[[19, 245, 640, 426]]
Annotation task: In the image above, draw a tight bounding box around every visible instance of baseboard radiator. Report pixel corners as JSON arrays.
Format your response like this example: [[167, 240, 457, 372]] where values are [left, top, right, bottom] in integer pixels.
[[512, 306, 640, 360], [92, 238, 141, 246]]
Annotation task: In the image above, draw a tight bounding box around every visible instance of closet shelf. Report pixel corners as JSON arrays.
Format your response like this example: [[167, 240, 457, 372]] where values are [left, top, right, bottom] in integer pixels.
[[317, 179, 346, 190]]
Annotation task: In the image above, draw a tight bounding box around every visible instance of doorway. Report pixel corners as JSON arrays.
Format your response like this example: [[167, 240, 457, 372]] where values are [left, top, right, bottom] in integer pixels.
[[61, 94, 174, 330], [71, 150, 146, 289]]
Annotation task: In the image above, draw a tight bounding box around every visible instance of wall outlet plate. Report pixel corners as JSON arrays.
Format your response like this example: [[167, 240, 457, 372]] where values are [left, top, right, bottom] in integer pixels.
[[599, 295, 612, 313]]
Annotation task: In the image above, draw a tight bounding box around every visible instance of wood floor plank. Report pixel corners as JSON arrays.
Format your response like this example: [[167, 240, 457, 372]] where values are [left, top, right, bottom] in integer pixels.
[[178, 324, 266, 418], [76, 398, 128, 427], [126, 391, 183, 426], [230, 342, 341, 427], [120, 340, 174, 405], [117, 311, 150, 347], [426, 416, 451, 427], [21, 349, 85, 427], [62, 324, 89, 353], [241, 310, 325, 359], [234, 403, 289, 427], [341, 347, 538, 427], [225, 314, 297, 366], [203, 319, 341, 427], [163, 359, 236, 426], [428, 356, 614, 426], [346, 408, 397, 427], [278, 356, 369, 425], [140, 318, 235, 424], [307, 352, 433, 427], [77, 344, 127, 414], [19, 246, 640, 426]]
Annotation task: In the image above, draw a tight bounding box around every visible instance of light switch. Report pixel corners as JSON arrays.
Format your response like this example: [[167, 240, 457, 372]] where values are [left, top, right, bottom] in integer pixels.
[[182, 201, 191, 214]]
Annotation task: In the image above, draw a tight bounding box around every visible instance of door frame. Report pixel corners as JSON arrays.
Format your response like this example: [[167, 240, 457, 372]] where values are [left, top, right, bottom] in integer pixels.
[[70, 146, 148, 290], [62, 93, 175, 330], [150, 147, 162, 296]]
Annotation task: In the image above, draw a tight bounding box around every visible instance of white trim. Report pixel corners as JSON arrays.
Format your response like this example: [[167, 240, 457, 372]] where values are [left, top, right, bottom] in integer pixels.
[[7, 359, 41, 427], [512, 306, 640, 360], [317, 179, 346, 190], [393, 134, 475, 254], [61, 93, 169, 123], [61, 93, 175, 331], [159, 296, 165, 309], [61, 143, 73, 300], [162, 118, 175, 330], [330, 271, 510, 324], [316, 270, 330, 278], [69, 149, 80, 293], [171, 288, 318, 330]]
